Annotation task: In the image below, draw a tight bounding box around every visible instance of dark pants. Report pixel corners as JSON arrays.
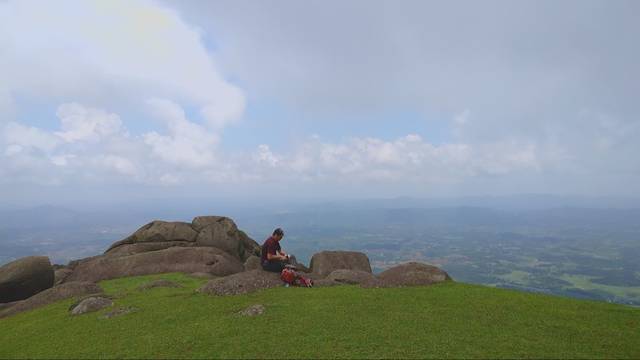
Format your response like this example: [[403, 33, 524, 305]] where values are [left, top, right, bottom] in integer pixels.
[[261, 255, 299, 273], [262, 260, 285, 273]]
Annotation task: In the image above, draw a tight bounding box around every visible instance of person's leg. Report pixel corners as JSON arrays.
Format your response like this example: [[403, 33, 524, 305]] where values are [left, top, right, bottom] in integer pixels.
[[262, 260, 285, 273]]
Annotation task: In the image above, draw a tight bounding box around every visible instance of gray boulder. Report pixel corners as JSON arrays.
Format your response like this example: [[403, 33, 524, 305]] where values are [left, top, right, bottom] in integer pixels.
[[193, 216, 260, 261], [105, 221, 198, 254], [0, 301, 18, 311], [0, 281, 102, 318], [309, 251, 372, 277], [198, 270, 282, 296], [327, 269, 376, 285], [0, 256, 54, 303], [70, 296, 113, 315], [106, 241, 196, 257], [63, 247, 244, 283], [54, 268, 73, 285], [102, 216, 261, 262], [243, 255, 261, 271], [363, 262, 452, 288]]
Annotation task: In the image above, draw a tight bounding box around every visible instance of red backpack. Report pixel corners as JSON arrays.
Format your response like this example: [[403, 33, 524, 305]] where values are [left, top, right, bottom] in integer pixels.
[[280, 268, 313, 287]]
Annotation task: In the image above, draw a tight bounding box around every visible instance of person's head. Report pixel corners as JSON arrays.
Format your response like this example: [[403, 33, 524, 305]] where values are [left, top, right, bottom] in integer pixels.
[[272, 228, 284, 241]]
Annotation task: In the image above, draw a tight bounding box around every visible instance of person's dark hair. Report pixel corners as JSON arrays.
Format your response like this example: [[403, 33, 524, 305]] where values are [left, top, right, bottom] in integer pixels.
[[273, 228, 284, 236]]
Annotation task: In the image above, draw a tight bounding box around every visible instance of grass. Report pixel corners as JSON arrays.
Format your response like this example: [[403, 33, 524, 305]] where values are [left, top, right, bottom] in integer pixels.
[[0, 272, 638, 359]]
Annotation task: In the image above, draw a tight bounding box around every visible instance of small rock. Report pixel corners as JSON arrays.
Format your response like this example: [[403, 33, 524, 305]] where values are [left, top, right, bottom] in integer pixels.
[[137, 279, 183, 290], [70, 296, 113, 315], [238, 304, 265, 316], [102, 306, 137, 319]]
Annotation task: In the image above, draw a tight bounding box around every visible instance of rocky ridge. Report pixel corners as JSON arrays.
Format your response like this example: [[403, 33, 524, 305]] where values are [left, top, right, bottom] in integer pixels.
[[0, 215, 451, 318]]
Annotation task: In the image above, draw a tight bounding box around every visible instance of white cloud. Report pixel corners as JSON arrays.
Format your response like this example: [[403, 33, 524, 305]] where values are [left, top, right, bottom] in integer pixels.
[[254, 144, 280, 167], [0, 0, 245, 129], [55, 103, 123, 143], [99, 155, 138, 177], [3, 122, 59, 153], [243, 135, 539, 185], [143, 98, 218, 168]]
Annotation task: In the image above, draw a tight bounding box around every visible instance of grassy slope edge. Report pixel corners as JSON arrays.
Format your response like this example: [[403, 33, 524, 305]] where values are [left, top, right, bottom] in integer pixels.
[[0, 273, 639, 359]]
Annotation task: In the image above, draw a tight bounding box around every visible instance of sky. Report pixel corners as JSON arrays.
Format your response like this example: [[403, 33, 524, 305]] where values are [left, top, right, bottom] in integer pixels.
[[1, 0, 639, 206]]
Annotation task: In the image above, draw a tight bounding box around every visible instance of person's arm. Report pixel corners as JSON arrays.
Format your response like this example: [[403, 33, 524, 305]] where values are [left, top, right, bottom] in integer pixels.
[[267, 252, 287, 261]]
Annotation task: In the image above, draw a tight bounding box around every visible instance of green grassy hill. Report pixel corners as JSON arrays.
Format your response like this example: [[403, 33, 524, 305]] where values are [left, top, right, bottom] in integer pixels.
[[1, 273, 639, 359]]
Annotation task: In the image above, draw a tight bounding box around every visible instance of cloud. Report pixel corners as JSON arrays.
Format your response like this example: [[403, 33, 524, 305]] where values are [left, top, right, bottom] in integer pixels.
[[55, 103, 124, 143], [3, 122, 60, 154], [246, 134, 540, 186], [143, 98, 219, 168], [1, 0, 640, 200], [0, 0, 245, 129]]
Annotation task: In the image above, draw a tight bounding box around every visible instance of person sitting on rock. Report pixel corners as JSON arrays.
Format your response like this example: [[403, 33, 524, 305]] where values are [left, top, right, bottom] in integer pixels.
[[261, 228, 309, 273]]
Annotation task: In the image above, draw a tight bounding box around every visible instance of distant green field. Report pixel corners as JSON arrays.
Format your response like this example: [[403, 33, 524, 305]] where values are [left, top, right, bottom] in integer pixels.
[[1, 273, 639, 359]]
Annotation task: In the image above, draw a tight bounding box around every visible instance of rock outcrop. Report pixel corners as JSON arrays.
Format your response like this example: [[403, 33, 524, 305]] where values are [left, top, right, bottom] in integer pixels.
[[64, 247, 244, 283], [243, 256, 261, 271], [363, 262, 452, 288], [0, 214, 455, 319], [192, 216, 260, 260], [0, 281, 102, 318], [197, 270, 282, 296], [310, 251, 372, 276], [54, 268, 73, 285], [105, 221, 198, 254], [104, 216, 260, 262], [0, 256, 54, 303]]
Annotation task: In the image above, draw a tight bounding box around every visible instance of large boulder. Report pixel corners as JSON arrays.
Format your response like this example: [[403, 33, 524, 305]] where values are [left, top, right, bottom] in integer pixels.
[[63, 247, 244, 283], [363, 262, 452, 288], [0, 281, 102, 318], [198, 270, 282, 296], [105, 221, 198, 254], [327, 269, 376, 285], [103, 216, 261, 262], [240, 231, 261, 260], [309, 251, 372, 277], [106, 241, 197, 257], [243, 255, 262, 271], [0, 301, 18, 311], [54, 268, 73, 285], [0, 256, 54, 303], [193, 216, 260, 261]]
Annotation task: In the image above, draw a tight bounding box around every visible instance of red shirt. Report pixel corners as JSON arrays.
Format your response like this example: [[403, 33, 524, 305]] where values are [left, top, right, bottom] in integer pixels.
[[261, 236, 281, 264]]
